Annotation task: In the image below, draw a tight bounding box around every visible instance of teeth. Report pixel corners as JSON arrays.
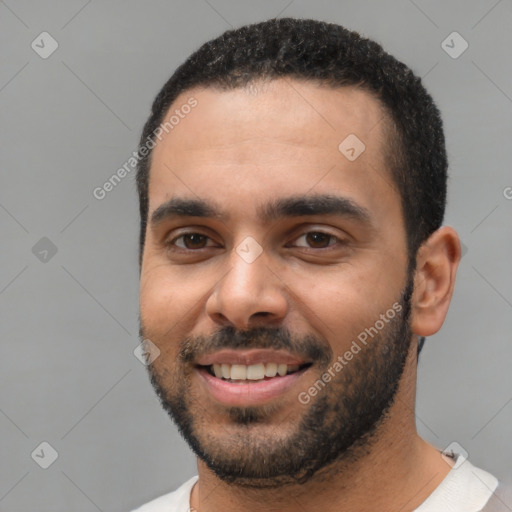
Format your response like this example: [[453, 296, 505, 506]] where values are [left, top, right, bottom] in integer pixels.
[[277, 363, 287, 376], [246, 363, 265, 380], [230, 364, 247, 380], [210, 362, 304, 381], [265, 362, 278, 377], [221, 364, 230, 379]]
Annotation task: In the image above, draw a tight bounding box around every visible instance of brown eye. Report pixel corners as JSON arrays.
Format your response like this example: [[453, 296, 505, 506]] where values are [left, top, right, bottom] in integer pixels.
[[305, 232, 333, 248], [172, 233, 212, 249], [184, 234, 208, 249], [293, 231, 338, 249]]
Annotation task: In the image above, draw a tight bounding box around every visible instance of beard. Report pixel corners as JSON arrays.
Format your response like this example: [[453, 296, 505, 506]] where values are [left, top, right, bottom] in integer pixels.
[[140, 270, 415, 489]]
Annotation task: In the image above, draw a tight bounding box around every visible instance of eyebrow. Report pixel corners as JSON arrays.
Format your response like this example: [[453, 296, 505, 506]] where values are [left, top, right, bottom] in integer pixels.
[[149, 194, 373, 228]]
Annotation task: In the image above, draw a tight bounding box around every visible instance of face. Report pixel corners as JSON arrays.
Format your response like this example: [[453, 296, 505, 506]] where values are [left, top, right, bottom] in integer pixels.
[[139, 79, 414, 487]]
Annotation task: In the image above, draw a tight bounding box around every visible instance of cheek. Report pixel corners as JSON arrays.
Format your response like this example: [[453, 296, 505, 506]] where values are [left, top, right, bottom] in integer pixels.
[[139, 273, 195, 373], [299, 277, 370, 348], [285, 263, 403, 351], [139, 263, 201, 338]]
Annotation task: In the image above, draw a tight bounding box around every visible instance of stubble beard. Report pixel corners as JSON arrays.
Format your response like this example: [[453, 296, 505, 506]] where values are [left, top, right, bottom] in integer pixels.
[[142, 274, 415, 488]]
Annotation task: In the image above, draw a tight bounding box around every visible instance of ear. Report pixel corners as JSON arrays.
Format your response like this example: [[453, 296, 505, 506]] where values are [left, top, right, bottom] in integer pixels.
[[410, 226, 461, 336]]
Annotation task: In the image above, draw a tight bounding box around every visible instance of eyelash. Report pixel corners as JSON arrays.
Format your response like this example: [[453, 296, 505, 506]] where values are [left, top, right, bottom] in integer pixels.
[[166, 230, 344, 251]]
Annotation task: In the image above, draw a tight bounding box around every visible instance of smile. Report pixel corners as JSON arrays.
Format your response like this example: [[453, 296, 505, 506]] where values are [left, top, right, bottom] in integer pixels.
[[196, 362, 312, 406], [206, 362, 311, 381]]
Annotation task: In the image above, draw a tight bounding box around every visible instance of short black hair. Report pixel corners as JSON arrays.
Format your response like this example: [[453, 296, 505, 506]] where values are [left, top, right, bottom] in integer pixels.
[[135, 17, 448, 356]]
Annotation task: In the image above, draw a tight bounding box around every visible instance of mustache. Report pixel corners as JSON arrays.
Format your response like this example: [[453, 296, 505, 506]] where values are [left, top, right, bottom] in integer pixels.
[[178, 326, 332, 366]]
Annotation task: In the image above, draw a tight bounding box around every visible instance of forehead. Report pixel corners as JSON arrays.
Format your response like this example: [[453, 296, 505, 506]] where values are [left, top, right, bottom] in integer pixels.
[[155, 79, 387, 154], [147, 79, 397, 223]]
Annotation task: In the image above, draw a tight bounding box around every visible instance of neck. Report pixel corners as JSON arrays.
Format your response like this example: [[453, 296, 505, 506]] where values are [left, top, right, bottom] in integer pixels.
[[190, 346, 452, 512]]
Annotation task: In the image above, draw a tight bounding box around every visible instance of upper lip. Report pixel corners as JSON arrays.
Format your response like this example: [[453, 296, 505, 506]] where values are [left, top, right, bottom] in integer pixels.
[[196, 349, 309, 366]]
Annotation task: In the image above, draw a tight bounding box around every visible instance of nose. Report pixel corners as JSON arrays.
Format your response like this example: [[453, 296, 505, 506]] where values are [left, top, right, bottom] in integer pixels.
[[205, 242, 289, 330]]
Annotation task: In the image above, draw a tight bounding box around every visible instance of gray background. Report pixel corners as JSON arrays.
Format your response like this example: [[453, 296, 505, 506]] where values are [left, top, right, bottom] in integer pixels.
[[1, 1, 511, 510]]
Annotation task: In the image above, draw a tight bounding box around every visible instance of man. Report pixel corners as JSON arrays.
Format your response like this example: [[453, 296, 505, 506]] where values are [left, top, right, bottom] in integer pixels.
[[132, 18, 509, 511]]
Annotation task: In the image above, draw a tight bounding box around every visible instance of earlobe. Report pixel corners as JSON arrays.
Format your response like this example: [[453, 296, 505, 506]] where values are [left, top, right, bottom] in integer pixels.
[[410, 226, 461, 337]]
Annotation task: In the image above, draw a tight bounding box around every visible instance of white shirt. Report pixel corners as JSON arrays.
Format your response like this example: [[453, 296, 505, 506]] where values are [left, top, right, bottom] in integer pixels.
[[132, 456, 498, 512], [415, 454, 498, 512]]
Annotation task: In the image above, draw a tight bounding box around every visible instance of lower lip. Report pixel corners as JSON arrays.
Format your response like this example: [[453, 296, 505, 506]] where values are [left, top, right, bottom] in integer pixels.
[[196, 366, 310, 406]]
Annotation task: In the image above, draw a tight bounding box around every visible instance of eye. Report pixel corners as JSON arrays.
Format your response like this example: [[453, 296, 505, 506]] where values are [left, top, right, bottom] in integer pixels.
[[291, 231, 341, 249], [168, 233, 217, 250]]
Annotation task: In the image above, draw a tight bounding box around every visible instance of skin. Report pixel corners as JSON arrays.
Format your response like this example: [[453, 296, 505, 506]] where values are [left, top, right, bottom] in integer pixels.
[[139, 79, 461, 512]]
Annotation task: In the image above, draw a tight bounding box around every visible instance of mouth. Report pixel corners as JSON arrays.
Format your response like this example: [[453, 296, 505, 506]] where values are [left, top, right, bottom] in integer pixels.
[[201, 362, 312, 383], [195, 361, 313, 406]]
